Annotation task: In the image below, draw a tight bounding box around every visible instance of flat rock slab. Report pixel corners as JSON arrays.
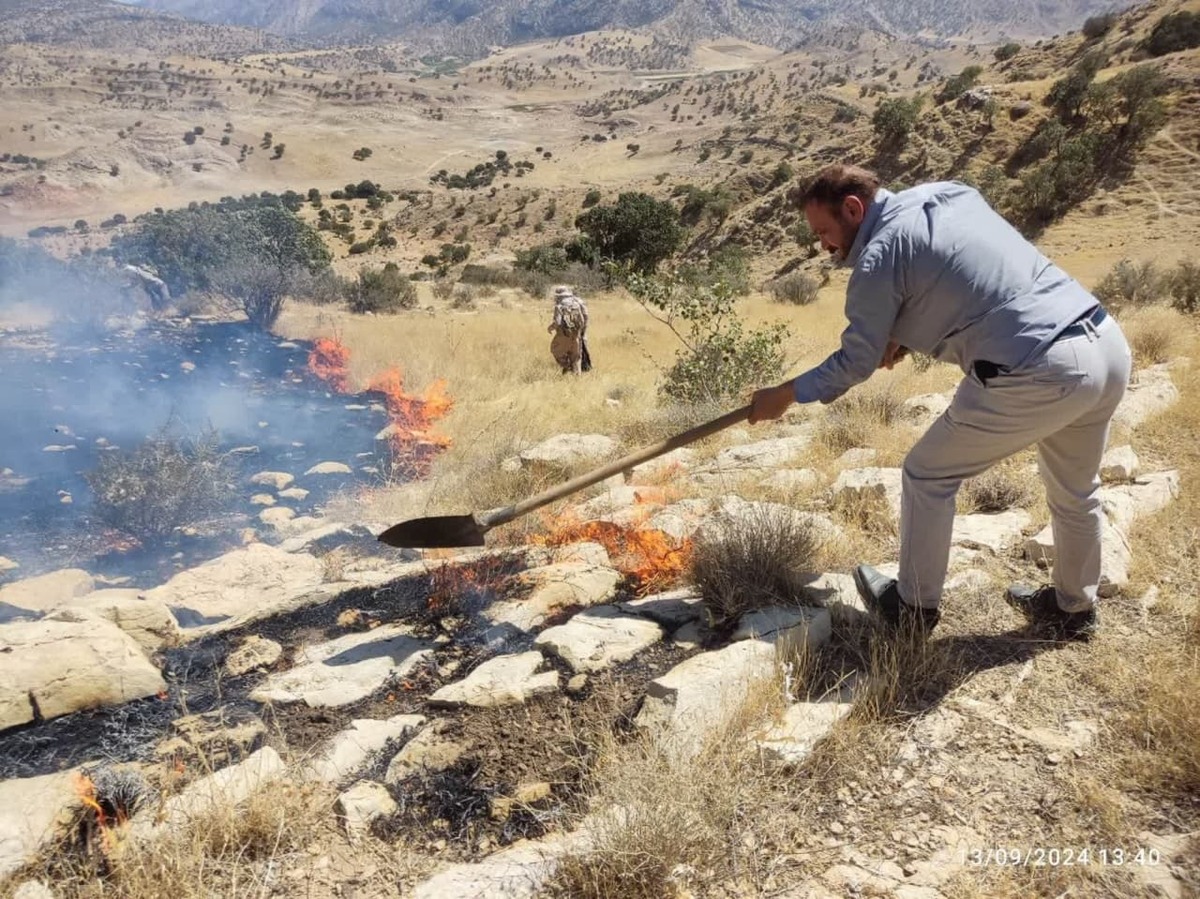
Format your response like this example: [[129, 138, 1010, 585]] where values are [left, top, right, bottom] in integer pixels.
[[429, 651, 559, 708], [1100, 445, 1139, 483], [337, 781, 396, 834], [0, 612, 166, 732], [950, 510, 1032, 553], [224, 635, 283, 677], [800, 573, 867, 624], [486, 563, 621, 632], [250, 471, 294, 490], [518, 434, 618, 470], [756, 700, 854, 767], [758, 468, 821, 494], [1099, 470, 1181, 532], [61, 589, 179, 655], [733, 606, 832, 655], [534, 607, 663, 673], [636, 640, 778, 759], [617, 588, 704, 627], [905, 392, 952, 426], [833, 467, 903, 516], [131, 747, 285, 841], [0, 770, 78, 880], [1113, 364, 1177, 430], [143, 543, 326, 633], [305, 714, 426, 783], [305, 461, 353, 475], [385, 724, 465, 784], [0, 568, 94, 613], [412, 830, 591, 899], [628, 447, 696, 483], [250, 625, 432, 708], [710, 435, 812, 471], [1025, 522, 1131, 597]]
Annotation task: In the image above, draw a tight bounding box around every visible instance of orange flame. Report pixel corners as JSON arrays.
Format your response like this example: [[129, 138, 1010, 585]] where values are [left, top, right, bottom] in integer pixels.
[[74, 773, 108, 829], [533, 512, 692, 595], [307, 337, 351, 393], [305, 338, 454, 477]]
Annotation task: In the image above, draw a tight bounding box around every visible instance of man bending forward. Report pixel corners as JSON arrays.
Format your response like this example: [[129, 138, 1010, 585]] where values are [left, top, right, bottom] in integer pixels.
[[750, 164, 1132, 640]]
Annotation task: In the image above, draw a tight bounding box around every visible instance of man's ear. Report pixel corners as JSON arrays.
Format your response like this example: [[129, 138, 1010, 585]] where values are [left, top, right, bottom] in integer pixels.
[[843, 195, 866, 224]]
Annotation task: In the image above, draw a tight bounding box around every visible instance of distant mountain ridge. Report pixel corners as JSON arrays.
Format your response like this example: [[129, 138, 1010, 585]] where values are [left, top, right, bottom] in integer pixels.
[[126, 0, 1125, 54]]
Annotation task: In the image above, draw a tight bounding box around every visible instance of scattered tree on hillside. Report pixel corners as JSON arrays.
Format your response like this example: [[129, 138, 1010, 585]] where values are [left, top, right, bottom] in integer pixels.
[[574, 192, 685, 273]]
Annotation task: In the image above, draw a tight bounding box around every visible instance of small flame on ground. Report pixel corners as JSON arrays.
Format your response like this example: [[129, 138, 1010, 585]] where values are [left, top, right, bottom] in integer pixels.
[[305, 337, 453, 476], [74, 773, 107, 830], [533, 509, 692, 595], [307, 337, 351, 393], [427, 560, 499, 614]]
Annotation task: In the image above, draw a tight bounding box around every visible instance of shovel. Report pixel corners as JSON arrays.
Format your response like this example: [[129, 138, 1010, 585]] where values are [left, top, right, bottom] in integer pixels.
[[377, 404, 753, 549]]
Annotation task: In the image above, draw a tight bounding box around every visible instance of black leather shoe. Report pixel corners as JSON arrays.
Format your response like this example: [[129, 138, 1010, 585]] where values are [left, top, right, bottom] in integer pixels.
[[1005, 584, 1098, 641], [853, 564, 940, 635]]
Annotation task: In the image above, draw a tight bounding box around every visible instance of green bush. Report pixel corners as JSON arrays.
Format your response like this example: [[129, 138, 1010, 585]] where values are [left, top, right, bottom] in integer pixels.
[[574, 192, 685, 273], [349, 263, 416, 313], [995, 42, 1021, 62], [1142, 11, 1200, 57], [627, 270, 787, 406], [85, 430, 234, 542], [111, 198, 331, 328], [1082, 13, 1117, 40], [938, 65, 983, 103], [514, 243, 569, 275], [872, 96, 923, 150], [581, 188, 602, 208]]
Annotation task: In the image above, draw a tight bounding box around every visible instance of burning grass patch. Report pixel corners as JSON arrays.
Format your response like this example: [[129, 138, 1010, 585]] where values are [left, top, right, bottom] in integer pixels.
[[531, 516, 691, 596], [689, 504, 823, 630]]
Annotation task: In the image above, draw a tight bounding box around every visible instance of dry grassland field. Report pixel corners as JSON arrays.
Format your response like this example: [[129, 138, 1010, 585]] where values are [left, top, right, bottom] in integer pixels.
[[0, 0, 1199, 897]]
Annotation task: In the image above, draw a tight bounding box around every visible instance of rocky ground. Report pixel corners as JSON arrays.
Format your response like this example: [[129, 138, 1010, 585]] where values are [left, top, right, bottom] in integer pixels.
[[0, 352, 1193, 899]]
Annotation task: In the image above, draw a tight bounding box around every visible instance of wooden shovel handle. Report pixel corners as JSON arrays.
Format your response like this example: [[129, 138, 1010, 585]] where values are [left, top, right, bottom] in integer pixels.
[[479, 404, 753, 530]]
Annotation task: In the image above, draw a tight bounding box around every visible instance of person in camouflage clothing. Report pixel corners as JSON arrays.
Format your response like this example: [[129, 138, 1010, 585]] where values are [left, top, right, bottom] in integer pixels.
[[547, 285, 591, 374]]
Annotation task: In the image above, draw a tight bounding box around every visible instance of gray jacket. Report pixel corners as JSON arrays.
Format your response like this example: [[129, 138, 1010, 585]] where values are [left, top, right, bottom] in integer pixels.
[[791, 182, 1098, 404]]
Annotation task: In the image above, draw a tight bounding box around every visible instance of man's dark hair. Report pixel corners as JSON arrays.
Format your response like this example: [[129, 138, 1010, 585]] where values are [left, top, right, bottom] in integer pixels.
[[791, 164, 881, 208]]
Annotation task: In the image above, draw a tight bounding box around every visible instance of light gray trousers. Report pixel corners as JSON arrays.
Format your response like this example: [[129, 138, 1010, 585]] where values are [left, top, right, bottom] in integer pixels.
[[899, 314, 1132, 612]]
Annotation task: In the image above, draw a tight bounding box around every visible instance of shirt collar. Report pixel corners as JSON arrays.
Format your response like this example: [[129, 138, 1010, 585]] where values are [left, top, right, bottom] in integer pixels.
[[843, 188, 893, 268]]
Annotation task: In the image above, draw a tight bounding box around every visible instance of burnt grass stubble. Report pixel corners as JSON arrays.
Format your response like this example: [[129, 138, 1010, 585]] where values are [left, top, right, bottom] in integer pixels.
[[0, 553, 702, 861]]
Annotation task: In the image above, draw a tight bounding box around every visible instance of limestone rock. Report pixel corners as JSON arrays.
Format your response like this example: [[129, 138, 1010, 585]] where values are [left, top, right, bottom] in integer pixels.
[[304, 461, 353, 476], [617, 588, 704, 627], [518, 434, 618, 471], [904, 392, 952, 427], [1025, 521, 1131, 597], [249, 471, 294, 490], [833, 467, 902, 516], [836, 447, 878, 468], [155, 708, 266, 766], [1100, 445, 1139, 483], [490, 782, 552, 821], [0, 568, 94, 613], [337, 781, 396, 833], [1099, 470, 1180, 532], [758, 468, 821, 494], [636, 640, 778, 759], [385, 724, 465, 784], [1113, 364, 1178, 430], [0, 613, 166, 731], [711, 435, 812, 471], [305, 715, 426, 783], [224, 635, 283, 677], [535, 606, 663, 673], [951, 510, 1032, 553], [143, 543, 325, 633], [628, 447, 695, 483], [521, 541, 612, 569], [250, 493, 276, 506], [0, 770, 78, 879], [756, 700, 853, 767], [429, 652, 559, 708], [800, 573, 867, 624], [61, 589, 179, 655], [573, 485, 653, 520], [411, 829, 590, 899], [258, 506, 296, 527], [251, 625, 431, 708], [732, 606, 832, 655], [278, 487, 309, 501], [486, 563, 621, 632], [0, 556, 19, 573], [130, 747, 285, 841], [13, 881, 55, 899]]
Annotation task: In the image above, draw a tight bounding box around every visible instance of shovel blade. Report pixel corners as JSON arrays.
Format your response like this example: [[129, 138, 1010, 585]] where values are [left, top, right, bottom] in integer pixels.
[[376, 513, 488, 549]]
